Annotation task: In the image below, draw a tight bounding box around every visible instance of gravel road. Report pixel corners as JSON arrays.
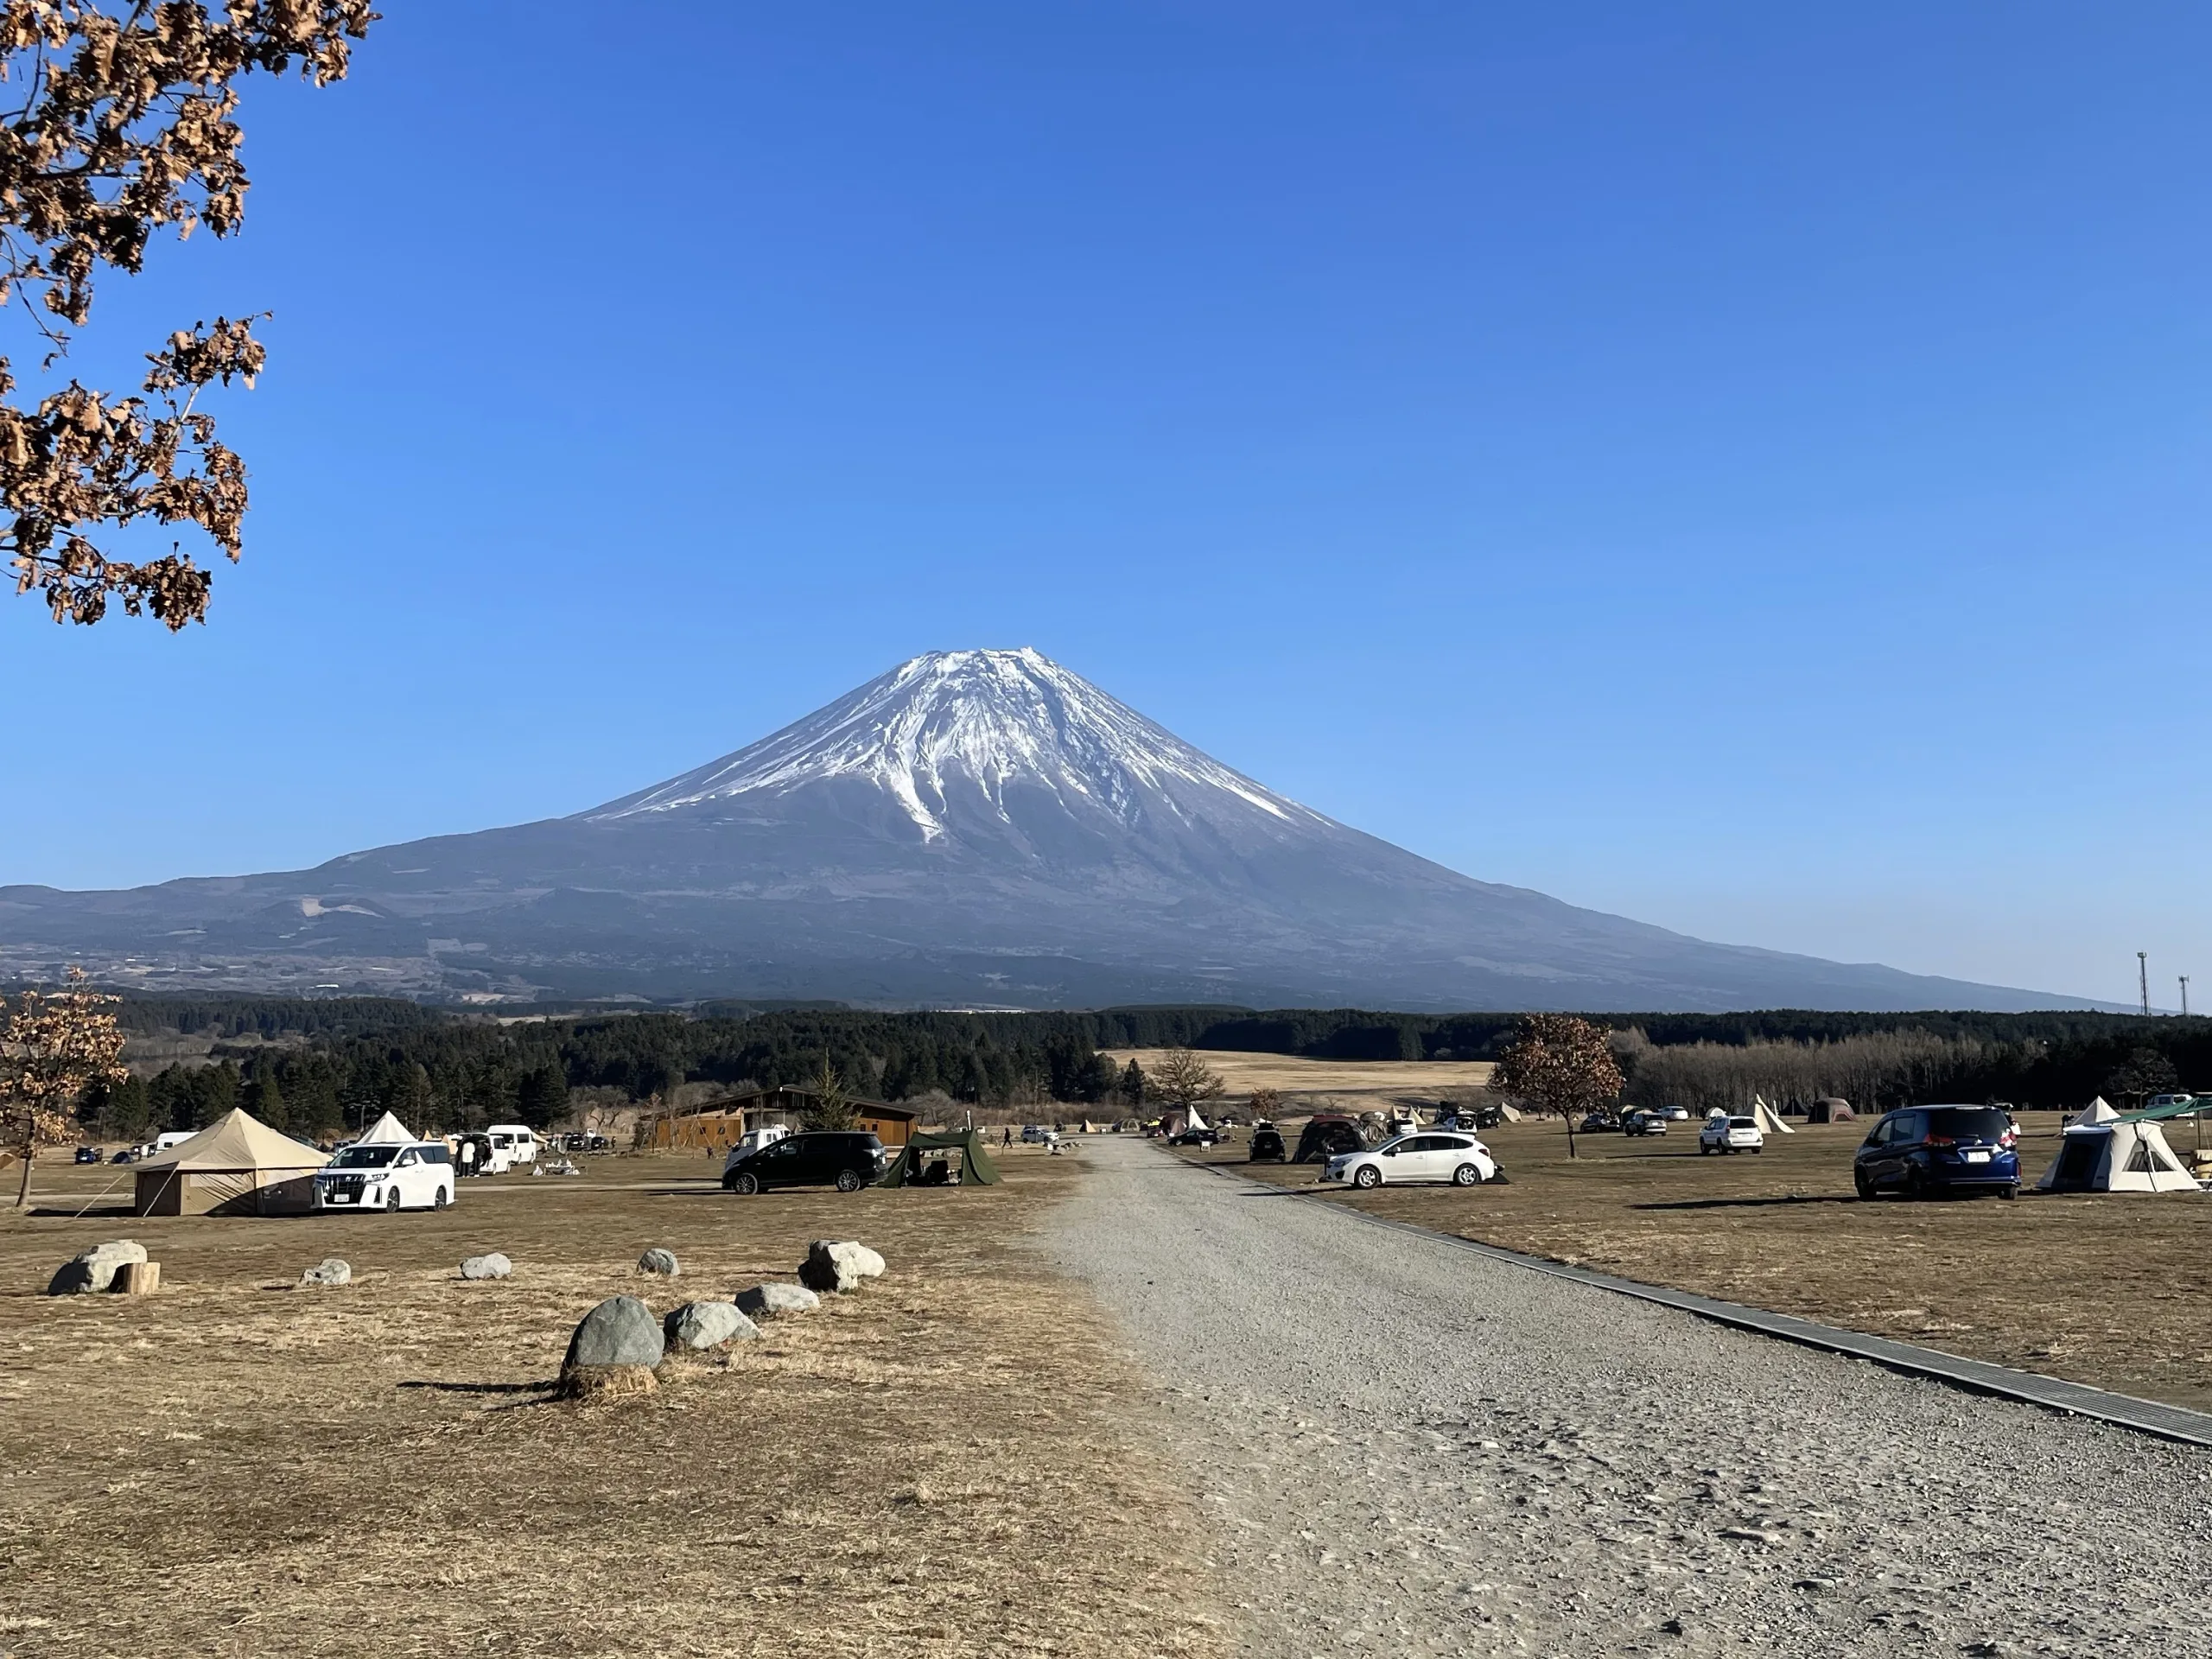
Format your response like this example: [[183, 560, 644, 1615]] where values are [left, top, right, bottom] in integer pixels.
[[1046, 1140, 2212, 1657]]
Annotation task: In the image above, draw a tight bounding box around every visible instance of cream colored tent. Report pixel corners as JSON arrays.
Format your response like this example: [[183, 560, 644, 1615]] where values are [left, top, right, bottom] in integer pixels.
[[2040, 1099, 2198, 1193], [1749, 1096, 1796, 1135], [356, 1110, 416, 1145], [133, 1109, 330, 1217]]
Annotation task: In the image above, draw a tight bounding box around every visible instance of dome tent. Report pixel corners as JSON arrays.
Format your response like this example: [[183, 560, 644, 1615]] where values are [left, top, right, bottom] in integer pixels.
[[132, 1110, 330, 1217], [2039, 1098, 2197, 1194]]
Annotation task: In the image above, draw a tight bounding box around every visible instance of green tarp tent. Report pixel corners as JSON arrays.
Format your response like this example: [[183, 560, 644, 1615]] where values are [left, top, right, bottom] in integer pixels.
[[877, 1129, 1002, 1186]]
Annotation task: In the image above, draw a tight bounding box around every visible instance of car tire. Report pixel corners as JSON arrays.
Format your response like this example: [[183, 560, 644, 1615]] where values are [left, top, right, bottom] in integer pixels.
[[1903, 1168, 1926, 1201], [731, 1173, 761, 1196], [1452, 1163, 1481, 1187], [433, 1187, 448, 1210], [1999, 1184, 2018, 1201], [385, 1188, 402, 1212], [1853, 1172, 1875, 1201], [1353, 1165, 1382, 1190], [835, 1168, 864, 1193]]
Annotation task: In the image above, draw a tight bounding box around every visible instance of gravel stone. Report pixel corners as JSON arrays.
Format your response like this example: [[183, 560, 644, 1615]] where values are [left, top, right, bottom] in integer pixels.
[[48, 1240, 146, 1295], [459, 1253, 511, 1281], [1046, 1139, 2212, 1657], [735, 1282, 819, 1319]]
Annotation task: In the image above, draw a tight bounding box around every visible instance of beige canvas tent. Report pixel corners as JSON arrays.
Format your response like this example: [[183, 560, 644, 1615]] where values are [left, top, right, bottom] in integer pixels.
[[133, 1110, 330, 1217], [2040, 1097, 2198, 1194], [1749, 1096, 1796, 1135], [355, 1110, 417, 1145]]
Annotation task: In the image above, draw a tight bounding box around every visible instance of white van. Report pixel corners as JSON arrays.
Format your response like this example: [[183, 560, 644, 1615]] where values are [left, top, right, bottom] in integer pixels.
[[313, 1141, 456, 1211], [153, 1130, 196, 1153], [485, 1124, 538, 1167]]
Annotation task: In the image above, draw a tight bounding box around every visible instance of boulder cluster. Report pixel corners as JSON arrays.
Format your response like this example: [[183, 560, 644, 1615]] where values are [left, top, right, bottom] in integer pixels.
[[558, 1236, 886, 1400]]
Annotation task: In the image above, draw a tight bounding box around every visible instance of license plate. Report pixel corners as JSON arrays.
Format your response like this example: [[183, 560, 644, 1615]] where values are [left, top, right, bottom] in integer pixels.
[[1964, 1150, 1990, 1163], [326, 1192, 352, 1204]]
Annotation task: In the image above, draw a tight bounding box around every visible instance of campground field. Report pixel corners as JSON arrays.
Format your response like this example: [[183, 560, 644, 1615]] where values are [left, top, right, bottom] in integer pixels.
[[1175, 1112, 2212, 1413], [0, 1149, 1224, 1659], [1101, 1048, 1493, 1105]]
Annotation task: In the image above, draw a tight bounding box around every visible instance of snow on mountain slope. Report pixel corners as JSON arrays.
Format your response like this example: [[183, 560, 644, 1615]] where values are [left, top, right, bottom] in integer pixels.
[[587, 647, 1325, 842]]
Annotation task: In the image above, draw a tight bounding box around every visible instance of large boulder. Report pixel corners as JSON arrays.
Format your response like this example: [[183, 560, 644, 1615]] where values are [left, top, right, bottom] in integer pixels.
[[560, 1295, 664, 1398], [460, 1253, 512, 1281], [798, 1239, 887, 1295], [300, 1258, 352, 1287], [735, 1282, 820, 1319], [664, 1300, 760, 1352], [48, 1240, 147, 1296], [637, 1248, 680, 1277]]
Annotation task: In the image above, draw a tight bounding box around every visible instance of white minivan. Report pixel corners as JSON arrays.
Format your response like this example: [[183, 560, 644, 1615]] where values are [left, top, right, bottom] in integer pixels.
[[314, 1141, 457, 1211], [485, 1124, 538, 1168]]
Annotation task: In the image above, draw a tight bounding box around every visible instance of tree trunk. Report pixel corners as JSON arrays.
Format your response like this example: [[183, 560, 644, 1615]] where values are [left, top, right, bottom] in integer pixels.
[[1564, 1111, 1578, 1160], [13, 1128, 34, 1210]]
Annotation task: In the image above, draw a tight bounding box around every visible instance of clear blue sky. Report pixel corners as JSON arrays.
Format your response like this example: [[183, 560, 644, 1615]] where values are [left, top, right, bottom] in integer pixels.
[[3, 3, 2207, 1006]]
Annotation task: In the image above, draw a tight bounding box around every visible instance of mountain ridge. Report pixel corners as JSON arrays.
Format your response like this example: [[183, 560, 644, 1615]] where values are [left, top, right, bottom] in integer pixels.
[[0, 649, 2101, 1012]]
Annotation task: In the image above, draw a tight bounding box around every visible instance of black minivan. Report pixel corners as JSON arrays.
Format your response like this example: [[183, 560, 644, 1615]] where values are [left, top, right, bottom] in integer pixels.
[[1853, 1105, 2020, 1200], [721, 1131, 887, 1195]]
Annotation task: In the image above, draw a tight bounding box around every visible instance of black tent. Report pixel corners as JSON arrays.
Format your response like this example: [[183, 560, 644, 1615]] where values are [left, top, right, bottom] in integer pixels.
[[1293, 1116, 1365, 1164], [877, 1129, 1003, 1186]]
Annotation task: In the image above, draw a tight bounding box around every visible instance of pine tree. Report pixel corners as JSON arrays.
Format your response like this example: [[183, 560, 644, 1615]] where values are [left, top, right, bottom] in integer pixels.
[[1121, 1058, 1147, 1108]]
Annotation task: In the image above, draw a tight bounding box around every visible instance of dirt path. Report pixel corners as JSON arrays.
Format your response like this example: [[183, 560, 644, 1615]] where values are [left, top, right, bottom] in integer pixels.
[[1048, 1139, 2212, 1657]]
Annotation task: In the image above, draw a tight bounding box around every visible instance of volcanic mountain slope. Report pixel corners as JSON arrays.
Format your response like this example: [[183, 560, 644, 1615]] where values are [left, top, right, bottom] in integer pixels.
[[1, 648, 2086, 1010]]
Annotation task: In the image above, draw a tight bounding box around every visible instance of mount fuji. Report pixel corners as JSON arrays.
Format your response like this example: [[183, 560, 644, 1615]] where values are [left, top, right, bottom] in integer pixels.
[[2, 649, 2081, 1011]]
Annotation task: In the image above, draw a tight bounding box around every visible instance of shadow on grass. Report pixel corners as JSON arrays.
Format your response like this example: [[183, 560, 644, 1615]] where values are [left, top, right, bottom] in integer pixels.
[[398, 1378, 556, 1397], [1632, 1194, 1859, 1211]]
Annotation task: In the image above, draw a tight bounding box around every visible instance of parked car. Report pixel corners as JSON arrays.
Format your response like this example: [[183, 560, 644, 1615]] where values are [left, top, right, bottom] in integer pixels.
[[1020, 1124, 1051, 1144], [1656, 1106, 1690, 1122], [1699, 1116, 1764, 1154], [722, 1130, 888, 1194], [1579, 1111, 1622, 1134], [1249, 1124, 1287, 1162], [153, 1130, 195, 1154], [1324, 1131, 1498, 1190], [111, 1147, 138, 1164], [314, 1141, 455, 1211], [1170, 1128, 1220, 1147], [1853, 1105, 2020, 1200], [73, 1145, 102, 1164], [586, 1134, 612, 1154], [1621, 1111, 1668, 1137], [485, 1124, 538, 1166]]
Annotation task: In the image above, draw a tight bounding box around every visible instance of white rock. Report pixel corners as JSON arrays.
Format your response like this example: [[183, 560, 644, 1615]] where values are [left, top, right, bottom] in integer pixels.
[[735, 1282, 820, 1319], [798, 1239, 886, 1294], [637, 1247, 680, 1276], [460, 1253, 512, 1281], [300, 1258, 352, 1287], [664, 1300, 760, 1351]]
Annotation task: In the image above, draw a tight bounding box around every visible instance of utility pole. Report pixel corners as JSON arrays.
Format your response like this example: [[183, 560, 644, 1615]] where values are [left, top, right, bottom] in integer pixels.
[[2183, 976, 2191, 1019], [2140, 952, 2150, 1017]]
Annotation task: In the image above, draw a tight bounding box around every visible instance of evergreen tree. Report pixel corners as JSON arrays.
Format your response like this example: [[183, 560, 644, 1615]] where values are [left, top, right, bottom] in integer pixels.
[[244, 1065, 287, 1129], [516, 1065, 569, 1129], [1120, 1058, 1147, 1107]]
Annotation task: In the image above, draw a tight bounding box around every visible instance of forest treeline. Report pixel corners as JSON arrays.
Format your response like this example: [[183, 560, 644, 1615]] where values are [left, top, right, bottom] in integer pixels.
[[62, 995, 2212, 1141]]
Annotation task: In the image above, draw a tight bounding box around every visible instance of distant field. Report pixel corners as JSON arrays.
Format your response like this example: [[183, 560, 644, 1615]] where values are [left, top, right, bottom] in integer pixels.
[[1103, 1048, 1493, 1103], [1173, 1112, 2212, 1414]]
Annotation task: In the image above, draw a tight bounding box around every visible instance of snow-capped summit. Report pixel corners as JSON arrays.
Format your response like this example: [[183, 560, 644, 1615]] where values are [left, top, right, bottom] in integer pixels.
[[588, 647, 1325, 844]]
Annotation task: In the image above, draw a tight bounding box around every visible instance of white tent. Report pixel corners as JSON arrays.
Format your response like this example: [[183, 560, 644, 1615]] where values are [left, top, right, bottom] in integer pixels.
[[2040, 1099, 2198, 1193], [356, 1110, 417, 1145], [132, 1110, 329, 1216], [1749, 1095, 1796, 1135]]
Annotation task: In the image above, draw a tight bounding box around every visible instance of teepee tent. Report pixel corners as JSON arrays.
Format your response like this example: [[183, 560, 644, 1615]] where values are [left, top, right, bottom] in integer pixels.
[[133, 1110, 330, 1216], [355, 1110, 417, 1145], [1749, 1096, 1796, 1135], [2039, 1098, 2197, 1194]]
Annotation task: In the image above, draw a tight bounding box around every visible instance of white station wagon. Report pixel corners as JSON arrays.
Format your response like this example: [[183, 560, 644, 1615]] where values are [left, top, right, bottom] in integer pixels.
[[1325, 1131, 1497, 1190], [314, 1141, 456, 1211]]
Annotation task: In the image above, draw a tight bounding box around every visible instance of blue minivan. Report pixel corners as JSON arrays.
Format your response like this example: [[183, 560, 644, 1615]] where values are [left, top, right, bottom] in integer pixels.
[[1853, 1105, 2020, 1200]]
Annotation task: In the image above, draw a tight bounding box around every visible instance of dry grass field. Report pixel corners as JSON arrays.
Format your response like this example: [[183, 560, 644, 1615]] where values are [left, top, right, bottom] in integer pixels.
[[1101, 1049, 1492, 1106], [0, 1149, 1224, 1659], [1176, 1113, 2212, 1414]]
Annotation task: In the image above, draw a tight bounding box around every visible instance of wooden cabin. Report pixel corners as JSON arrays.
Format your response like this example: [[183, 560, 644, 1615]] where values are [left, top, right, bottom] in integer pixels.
[[635, 1085, 918, 1152]]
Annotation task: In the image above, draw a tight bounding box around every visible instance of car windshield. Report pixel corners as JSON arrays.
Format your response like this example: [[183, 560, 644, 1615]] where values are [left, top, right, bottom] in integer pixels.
[[1925, 1108, 2012, 1141], [330, 1147, 397, 1168]]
